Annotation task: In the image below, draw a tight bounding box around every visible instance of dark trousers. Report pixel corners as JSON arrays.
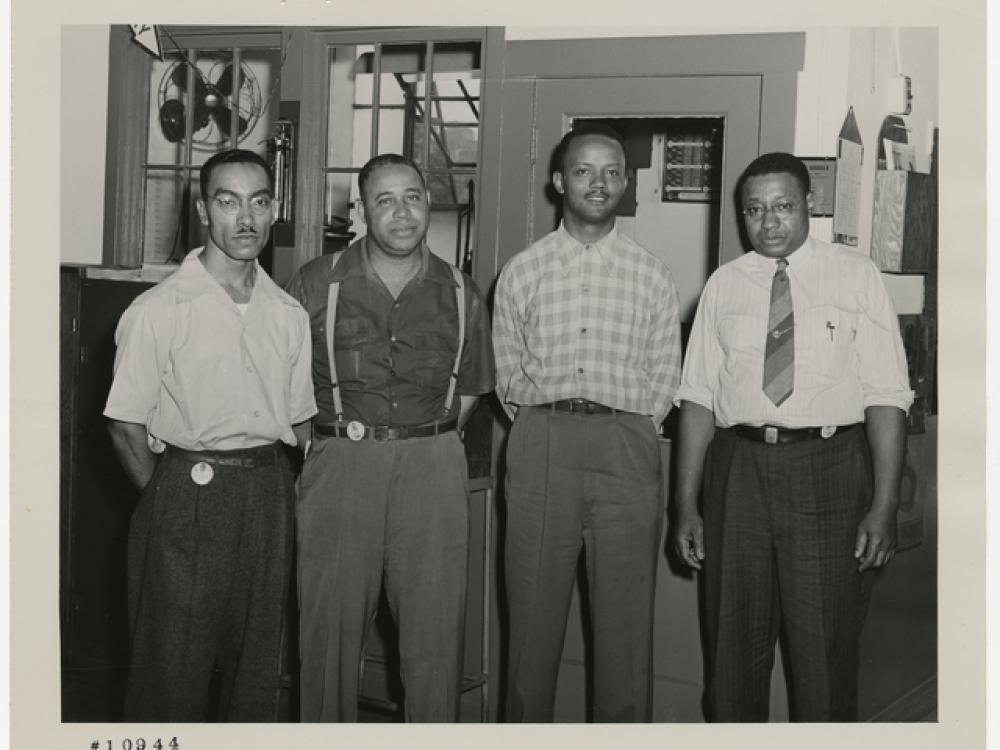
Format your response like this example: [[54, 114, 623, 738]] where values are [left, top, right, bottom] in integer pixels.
[[123, 444, 295, 722], [296, 432, 469, 722], [504, 407, 663, 722], [702, 426, 875, 722]]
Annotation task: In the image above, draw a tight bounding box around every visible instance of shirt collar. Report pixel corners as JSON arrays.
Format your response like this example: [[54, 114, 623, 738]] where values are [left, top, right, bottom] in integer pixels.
[[749, 235, 816, 277], [554, 222, 621, 276], [173, 247, 290, 306], [334, 236, 457, 287]]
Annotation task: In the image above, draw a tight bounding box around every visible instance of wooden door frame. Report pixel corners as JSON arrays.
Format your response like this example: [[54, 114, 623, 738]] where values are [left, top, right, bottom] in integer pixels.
[[493, 32, 806, 272], [279, 26, 506, 295]]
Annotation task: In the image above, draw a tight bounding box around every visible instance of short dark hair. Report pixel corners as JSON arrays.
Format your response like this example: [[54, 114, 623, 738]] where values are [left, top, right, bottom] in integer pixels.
[[199, 149, 273, 199], [554, 123, 628, 174], [358, 153, 427, 204], [737, 152, 811, 202]]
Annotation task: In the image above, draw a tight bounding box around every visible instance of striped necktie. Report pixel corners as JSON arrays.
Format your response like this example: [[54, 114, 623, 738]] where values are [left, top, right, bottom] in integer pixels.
[[763, 258, 794, 406]]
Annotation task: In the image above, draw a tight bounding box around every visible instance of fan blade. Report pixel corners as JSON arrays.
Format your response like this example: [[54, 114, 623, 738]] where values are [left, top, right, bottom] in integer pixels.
[[212, 105, 249, 141], [159, 99, 187, 143], [169, 62, 188, 90], [170, 61, 208, 102], [214, 64, 235, 97], [192, 101, 213, 133]]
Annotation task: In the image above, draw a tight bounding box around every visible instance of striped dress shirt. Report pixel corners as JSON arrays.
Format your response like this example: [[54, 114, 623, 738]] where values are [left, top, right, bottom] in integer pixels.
[[493, 223, 682, 425], [675, 237, 914, 427]]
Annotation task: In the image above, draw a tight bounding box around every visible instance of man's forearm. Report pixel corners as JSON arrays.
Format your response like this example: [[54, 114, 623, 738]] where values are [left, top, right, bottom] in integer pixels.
[[864, 405, 907, 514], [108, 419, 158, 491], [674, 401, 716, 515]]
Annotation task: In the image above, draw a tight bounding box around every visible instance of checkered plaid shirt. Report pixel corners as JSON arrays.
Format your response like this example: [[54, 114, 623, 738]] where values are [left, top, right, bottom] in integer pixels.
[[493, 224, 682, 425]]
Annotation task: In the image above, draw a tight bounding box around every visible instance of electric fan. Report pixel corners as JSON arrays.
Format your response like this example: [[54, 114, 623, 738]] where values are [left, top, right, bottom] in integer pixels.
[[157, 56, 263, 150]]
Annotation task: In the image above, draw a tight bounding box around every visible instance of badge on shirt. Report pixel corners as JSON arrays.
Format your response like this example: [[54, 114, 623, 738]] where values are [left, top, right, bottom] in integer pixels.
[[820, 425, 837, 439], [346, 420, 366, 442], [190, 461, 215, 485]]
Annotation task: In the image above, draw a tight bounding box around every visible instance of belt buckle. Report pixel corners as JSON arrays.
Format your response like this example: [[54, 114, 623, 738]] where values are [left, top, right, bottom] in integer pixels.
[[346, 420, 366, 442], [372, 425, 391, 442], [764, 426, 779, 445]]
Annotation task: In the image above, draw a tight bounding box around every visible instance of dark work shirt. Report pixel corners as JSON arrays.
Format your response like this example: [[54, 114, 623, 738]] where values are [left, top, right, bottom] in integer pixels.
[[286, 238, 495, 426]]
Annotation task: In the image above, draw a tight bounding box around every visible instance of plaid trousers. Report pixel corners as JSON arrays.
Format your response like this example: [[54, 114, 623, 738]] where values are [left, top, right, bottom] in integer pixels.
[[701, 426, 875, 721]]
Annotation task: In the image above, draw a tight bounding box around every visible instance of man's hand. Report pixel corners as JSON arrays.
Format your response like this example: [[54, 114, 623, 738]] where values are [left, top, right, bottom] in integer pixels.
[[854, 506, 897, 572], [857, 405, 906, 573], [671, 512, 706, 570]]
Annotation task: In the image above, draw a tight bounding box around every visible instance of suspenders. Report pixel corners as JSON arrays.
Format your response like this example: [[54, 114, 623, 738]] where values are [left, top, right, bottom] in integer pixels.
[[323, 250, 466, 424]]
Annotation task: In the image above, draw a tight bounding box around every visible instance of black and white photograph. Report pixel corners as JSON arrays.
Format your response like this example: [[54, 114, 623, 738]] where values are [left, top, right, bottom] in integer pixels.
[[10, 0, 988, 748]]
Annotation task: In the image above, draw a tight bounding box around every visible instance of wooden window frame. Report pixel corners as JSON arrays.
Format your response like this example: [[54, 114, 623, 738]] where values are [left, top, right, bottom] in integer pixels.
[[102, 25, 505, 293], [101, 25, 284, 268]]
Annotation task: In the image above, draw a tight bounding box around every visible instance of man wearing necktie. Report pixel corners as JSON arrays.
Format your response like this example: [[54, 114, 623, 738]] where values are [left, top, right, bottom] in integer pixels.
[[671, 152, 913, 721]]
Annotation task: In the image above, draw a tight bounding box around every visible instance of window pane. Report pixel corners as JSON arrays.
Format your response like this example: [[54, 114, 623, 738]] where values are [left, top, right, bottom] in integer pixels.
[[144, 46, 280, 263], [322, 35, 483, 265], [143, 170, 202, 264], [327, 44, 371, 169], [409, 41, 481, 206], [147, 47, 279, 165]]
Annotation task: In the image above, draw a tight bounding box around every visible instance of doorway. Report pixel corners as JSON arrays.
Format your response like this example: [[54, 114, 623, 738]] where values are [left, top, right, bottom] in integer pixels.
[[492, 33, 804, 721]]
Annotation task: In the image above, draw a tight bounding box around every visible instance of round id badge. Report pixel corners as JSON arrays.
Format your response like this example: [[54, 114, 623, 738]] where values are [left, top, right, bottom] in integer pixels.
[[346, 420, 366, 442], [190, 461, 215, 485]]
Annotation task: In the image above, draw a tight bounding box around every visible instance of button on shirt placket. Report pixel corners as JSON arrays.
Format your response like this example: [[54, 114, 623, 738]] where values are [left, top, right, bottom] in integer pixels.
[[387, 299, 403, 419], [237, 316, 262, 423], [575, 245, 593, 380], [579, 243, 606, 381]]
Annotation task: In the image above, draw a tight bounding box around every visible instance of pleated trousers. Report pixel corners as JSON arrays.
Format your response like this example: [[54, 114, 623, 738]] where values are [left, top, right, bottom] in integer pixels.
[[701, 426, 875, 721], [504, 407, 663, 722], [123, 444, 295, 722], [296, 432, 469, 722]]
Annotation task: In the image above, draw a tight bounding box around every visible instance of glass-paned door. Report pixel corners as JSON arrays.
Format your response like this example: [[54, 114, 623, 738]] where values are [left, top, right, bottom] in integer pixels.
[[321, 33, 484, 272]]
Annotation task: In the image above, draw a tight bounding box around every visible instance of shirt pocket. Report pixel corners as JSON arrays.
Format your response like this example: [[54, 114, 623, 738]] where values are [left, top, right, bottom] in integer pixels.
[[412, 331, 456, 387], [717, 313, 765, 365], [797, 304, 855, 381], [333, 316, 375, 380]]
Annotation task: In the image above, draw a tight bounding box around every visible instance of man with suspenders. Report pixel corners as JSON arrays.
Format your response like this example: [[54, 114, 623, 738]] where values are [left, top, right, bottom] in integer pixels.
[[285, 153, 495, 722]]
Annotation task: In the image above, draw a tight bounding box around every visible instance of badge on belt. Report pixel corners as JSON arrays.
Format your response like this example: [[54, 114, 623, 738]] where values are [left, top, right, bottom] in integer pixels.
[[346, 420, 366, 442], [820, 426, 837, 439], [190, 461, 215, 485]]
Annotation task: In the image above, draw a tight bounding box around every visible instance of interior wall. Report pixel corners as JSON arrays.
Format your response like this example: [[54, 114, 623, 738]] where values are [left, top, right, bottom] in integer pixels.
[[65, 26, 872, 269], [794, 27, 937, 316], [61, 25, 109, 266]]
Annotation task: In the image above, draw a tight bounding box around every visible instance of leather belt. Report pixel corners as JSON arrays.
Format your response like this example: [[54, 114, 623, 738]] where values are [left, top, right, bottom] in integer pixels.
[[539, 399, 621, 415], [730, 423, 860, 445], [314, 419, 458, 442], [166, 442, 280, 467]]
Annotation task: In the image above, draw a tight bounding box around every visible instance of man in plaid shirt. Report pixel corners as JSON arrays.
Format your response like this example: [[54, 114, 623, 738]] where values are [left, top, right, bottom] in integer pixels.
[[493, 123, 682, 721]]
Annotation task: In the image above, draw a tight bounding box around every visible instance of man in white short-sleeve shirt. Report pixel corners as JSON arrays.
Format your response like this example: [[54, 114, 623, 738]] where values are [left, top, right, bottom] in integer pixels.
[[671, 151, 913, 722]]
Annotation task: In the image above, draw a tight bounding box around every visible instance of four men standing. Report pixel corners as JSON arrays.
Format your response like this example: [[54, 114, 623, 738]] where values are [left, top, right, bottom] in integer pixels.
[[106, 142, 910, 722]]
